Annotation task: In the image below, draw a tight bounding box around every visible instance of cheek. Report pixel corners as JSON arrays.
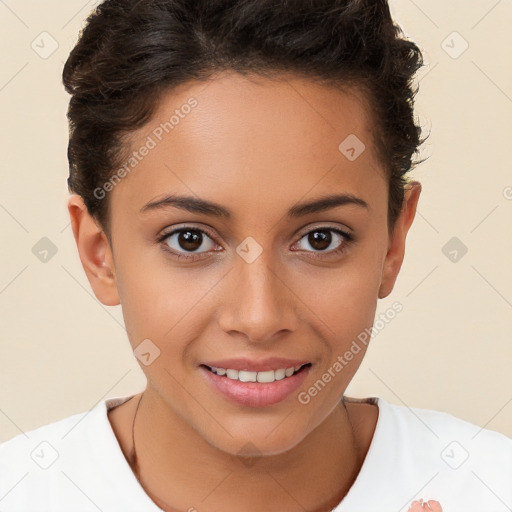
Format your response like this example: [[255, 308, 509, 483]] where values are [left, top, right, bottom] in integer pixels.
[[113, 257, 178, 351], [294, 262, 381, 338], [115, 258, 217, 364]]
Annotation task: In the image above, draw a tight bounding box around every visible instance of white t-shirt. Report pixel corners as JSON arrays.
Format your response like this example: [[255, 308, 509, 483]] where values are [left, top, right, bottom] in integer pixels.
[[0, 394, 511, 512]]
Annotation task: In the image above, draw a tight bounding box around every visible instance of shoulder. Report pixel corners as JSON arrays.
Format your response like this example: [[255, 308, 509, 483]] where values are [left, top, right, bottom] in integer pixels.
[[379, 397, 512, 504], [341, 396, 512, 508], [345, 395, 512, 475], [377, 397, 512, 459], [0, 407, 90, 468], [0, 408, 93, 510], [0, 395, 140, 511], [384, 398, 512, 447]]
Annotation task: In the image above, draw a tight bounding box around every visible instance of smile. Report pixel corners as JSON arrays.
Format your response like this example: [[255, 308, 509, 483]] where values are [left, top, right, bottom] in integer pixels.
[[204, 363, 311, 383], [200, 363, 312, 407]]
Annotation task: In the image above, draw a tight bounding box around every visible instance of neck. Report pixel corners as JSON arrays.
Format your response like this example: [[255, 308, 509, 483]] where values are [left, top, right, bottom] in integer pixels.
[[128, 389, 361, 512]]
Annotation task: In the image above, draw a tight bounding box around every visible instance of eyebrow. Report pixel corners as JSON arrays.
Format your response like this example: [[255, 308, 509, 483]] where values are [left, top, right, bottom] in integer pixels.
[[140, 193, 369, 219]]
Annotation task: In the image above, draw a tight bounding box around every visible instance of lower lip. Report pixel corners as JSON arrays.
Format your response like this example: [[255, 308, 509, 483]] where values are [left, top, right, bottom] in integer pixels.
[[201, 365, 311, 407]]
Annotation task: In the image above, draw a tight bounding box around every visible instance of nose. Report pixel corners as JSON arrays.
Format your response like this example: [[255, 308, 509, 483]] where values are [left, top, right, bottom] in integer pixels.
[[217, 252, 299, 344]]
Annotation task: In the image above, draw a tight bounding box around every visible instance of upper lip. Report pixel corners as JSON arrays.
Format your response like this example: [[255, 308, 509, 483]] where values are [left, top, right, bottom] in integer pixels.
[[201, 358, 311, 372]]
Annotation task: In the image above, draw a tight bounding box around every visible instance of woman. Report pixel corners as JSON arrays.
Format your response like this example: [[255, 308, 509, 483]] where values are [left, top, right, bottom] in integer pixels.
[[0, 0, 510, 511]]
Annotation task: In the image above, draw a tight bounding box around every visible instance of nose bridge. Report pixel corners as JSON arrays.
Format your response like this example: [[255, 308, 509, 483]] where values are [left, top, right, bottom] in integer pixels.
[[219, 248, 296, 342]]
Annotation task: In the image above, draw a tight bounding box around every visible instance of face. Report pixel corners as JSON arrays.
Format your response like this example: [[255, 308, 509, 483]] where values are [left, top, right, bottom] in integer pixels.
[[69, 71, 420, 457]]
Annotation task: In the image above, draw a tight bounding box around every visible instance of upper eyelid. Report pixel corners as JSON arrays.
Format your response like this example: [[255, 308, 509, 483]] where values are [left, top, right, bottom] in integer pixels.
[[160, 224, 215, 239], [295, 223, 352, 238]]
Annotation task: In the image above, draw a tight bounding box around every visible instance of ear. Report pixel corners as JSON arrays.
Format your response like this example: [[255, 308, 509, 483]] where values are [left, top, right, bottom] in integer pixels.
[[378, 181, 422, 299], [67, 194, 120, 306]]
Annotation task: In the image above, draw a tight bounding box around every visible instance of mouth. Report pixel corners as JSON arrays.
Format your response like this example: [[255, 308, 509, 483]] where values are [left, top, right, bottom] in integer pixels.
[[199, 362, 313, 407], [201, 363, 312, 383]]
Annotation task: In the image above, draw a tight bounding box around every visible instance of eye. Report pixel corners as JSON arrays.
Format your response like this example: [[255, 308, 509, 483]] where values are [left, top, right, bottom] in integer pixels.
[[157, 226, 219, 260], [157, 224, 354, 262], [292, 227, 354, 258]]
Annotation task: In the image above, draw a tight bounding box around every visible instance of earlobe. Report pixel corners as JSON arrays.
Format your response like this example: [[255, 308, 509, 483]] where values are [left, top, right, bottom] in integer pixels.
[[67, 194, 120, 306], [378, 181, 422, 299]]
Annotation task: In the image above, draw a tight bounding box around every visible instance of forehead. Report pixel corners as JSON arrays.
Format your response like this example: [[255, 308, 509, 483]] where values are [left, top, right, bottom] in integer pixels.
[[111, 71, 387, 221]]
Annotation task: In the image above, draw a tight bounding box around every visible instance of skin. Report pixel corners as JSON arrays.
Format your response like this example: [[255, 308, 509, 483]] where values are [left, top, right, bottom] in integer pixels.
[[68, 71, 422, 512]]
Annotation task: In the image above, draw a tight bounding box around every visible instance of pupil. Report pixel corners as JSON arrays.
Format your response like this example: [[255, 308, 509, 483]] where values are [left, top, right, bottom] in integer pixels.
[[309, 230, 331, 250], [179, 230, 202, 251]]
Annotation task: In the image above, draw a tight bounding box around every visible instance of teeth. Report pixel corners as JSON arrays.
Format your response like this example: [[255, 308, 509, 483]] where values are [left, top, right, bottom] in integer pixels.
[[239, 371, 257, 382], [274, 368, 286, 380], [256, 370, 275, 383], [209, 365, 306, 382], [226, 369, 239, 380]]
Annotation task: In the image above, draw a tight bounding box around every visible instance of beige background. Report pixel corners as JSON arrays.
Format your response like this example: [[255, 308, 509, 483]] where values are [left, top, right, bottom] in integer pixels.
[[1, 0, 511, 444]]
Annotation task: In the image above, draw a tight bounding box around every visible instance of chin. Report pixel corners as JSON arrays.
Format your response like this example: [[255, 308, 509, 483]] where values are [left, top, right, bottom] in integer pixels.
[[199, 419, 313, 459]]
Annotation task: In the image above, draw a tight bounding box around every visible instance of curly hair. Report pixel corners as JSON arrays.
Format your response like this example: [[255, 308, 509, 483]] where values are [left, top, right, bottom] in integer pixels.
[[62, 0, 428, 242]]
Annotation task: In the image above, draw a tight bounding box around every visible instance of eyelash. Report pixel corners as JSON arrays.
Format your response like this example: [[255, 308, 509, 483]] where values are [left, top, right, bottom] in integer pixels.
[[157, 225, 355, 262]]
